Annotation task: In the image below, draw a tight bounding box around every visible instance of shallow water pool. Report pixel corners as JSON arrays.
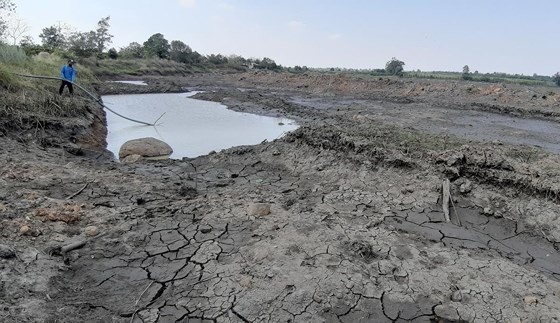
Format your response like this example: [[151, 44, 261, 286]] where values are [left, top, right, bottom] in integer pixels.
[[102, 93, 298, 159]]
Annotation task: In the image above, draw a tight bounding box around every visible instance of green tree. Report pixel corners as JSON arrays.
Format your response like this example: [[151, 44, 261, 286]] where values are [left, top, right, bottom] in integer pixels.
[[119, 42, 144, 59], [94, 16, 112, 53], [553, 72, 560, 86], [462, 65, 472, 80], [143, 33, 170, 59], [39, 25, 66, 50], [0, 0, 15, 40], [107, 47, 118, 59], [170, 40, 192, 63], [385, 57, 405, 76], [68, 31, 97, 57]]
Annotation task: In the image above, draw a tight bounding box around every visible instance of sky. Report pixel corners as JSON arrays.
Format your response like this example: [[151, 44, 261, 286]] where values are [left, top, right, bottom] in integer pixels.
[[7, 0, 559, 75]]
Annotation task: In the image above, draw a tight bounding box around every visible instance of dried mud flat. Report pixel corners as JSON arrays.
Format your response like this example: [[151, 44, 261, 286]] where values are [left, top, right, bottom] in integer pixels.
[[2, 73, 560, 322]]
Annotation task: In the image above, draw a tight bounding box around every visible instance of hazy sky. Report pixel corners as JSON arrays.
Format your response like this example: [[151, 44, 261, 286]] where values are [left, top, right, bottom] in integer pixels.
[[9, 0, 559, 75]]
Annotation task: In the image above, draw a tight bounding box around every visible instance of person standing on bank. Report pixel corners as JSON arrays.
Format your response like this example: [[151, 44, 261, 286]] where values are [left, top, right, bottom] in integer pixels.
[[59, 59, 76, 95]]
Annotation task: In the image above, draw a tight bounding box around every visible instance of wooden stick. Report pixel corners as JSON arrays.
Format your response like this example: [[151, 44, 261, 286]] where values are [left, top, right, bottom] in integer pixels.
[[66, 181, 92, 200], [61, 240, 86, 253], [442, 179, 451, 223], [130, 281, 155, 323]]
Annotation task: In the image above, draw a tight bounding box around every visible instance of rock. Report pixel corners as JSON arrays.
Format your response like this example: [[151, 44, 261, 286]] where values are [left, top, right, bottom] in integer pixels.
[[459, 180, 472, 194], [84, 226, 99, 237], [247, 203, 271, 216], [20, 225, 32, 236], [121, 154, 144, 164], [0, 244, 16, 259], [523, 295, 538, 305], [36, 51, 50, 59], [451, 290, 463, 302], [483, 207, 494, 216], [119, 137, 173, 159], [239, 276, 253, 288]]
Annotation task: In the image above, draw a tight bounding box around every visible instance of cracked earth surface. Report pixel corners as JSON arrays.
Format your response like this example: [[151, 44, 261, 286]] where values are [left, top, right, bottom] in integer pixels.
[[2, 74, 560, 322]]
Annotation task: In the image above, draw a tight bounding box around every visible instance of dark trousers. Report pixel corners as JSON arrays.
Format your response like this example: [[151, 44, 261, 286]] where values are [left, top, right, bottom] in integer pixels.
[[59, 80, 74, 95]]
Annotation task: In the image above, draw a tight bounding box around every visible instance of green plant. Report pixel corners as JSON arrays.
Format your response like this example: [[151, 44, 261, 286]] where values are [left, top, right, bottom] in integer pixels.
[[385, 57, 405, 76]]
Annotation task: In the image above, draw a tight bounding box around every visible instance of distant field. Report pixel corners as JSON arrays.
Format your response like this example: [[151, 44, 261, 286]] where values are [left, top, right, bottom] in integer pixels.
[[311, 68, 556, 87]]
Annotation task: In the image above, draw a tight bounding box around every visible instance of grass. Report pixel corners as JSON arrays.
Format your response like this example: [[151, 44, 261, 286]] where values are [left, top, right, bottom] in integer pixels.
[[0, 44, 99, 136], [81, 58, 211, 77]]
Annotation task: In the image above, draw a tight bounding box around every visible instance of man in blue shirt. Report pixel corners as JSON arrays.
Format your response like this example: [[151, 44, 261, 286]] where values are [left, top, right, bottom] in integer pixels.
[[59, 59, 76, 95]]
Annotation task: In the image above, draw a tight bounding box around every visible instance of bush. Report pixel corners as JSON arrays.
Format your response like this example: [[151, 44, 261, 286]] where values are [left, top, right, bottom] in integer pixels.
[[553, 72, 560, 86], [0, 44, 29, 64]]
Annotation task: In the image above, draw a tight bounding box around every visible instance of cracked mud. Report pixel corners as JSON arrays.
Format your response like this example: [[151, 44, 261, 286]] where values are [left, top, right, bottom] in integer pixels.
[[2, 73, 560, 323]]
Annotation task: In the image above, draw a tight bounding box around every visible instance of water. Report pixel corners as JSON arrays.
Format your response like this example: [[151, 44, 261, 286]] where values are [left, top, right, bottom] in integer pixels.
[[102, 93, 298, 158], [112, 80, 147, 86]]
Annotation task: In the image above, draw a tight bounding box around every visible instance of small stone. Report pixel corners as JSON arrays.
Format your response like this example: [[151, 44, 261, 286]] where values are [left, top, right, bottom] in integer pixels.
[[451, 290, 463, 302], [0, 244, 16, 259], [267, 272, 274, 278], [84, 226, 99, 237], [0, 203, 7, 212], [239, 276, 253, 288], [20, 225, 31, 236], [523, 295, 538, 305], [65, 162, 75, 169], [459, 180, 472, 194], [483, 207, 494, 216], [199, 227, 212, 234], [247, 203, 271, 216]]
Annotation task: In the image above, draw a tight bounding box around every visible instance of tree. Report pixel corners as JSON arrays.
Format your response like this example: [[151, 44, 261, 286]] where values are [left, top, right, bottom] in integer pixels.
[[39, 25, 66, 50], [94, 16, 112, 53], [68, 31, 97, 57], [553, 72, 560, 87], [143, 33, 170, 59], [5, 16, 28, 45], [170, 40, 193, 63], [0, 0, 15, 40], [462, 65, 472, 80], [119, 42, 144, 58], [107, 47, 118, 59], [385, 57, 405, 76]]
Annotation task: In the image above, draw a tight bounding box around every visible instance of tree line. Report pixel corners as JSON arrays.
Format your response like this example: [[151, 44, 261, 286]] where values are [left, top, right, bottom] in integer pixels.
[[1, 1, 559, 83], [0, 4, 283, 72]]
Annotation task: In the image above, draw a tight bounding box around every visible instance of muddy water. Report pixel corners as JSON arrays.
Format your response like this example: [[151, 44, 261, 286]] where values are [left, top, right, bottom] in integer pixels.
[[112, 80, 147, 86], [103, 93, 298, 158]]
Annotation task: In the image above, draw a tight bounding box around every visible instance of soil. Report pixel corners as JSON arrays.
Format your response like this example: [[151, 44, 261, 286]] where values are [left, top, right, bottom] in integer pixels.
[[2, 72, 560, 323]]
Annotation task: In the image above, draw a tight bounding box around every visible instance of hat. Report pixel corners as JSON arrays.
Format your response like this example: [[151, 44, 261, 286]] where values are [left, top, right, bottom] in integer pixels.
[[68, 59, 75, 64]]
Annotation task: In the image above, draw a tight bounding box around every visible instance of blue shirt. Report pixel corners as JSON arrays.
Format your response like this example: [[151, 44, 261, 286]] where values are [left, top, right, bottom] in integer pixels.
[[61, 65, 76, 82]]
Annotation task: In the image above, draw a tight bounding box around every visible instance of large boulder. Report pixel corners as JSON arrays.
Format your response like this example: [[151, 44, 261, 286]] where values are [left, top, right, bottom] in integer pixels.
[[119, 137, 173, 159]]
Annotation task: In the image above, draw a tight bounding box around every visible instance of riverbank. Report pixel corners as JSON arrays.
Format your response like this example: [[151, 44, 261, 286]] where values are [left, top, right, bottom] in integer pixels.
[[1, 72, 560, 322]]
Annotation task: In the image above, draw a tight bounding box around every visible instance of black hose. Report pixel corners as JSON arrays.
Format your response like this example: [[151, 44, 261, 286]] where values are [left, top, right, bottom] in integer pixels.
[[13, 73, 160, 126]]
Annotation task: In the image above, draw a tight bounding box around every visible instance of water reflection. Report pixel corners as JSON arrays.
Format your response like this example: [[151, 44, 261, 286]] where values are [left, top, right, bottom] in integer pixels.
[[103, 93, 298, 158]]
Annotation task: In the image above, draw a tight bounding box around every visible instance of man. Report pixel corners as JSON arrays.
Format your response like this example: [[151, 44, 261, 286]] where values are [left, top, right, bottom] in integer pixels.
[[59, 59, 76, 95]]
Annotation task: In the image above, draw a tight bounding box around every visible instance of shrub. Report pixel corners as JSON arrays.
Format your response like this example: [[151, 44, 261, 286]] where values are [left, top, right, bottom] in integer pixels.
[[0, 44, 29, 64]]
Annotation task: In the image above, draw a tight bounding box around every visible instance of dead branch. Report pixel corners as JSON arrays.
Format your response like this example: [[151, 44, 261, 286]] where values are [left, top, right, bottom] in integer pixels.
[[66, 180, 93, 200], [442, 179, 451, 223]]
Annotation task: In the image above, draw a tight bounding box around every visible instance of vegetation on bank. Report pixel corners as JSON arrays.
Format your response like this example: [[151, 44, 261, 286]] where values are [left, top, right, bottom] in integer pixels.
[[0, 44, 97, 138]]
